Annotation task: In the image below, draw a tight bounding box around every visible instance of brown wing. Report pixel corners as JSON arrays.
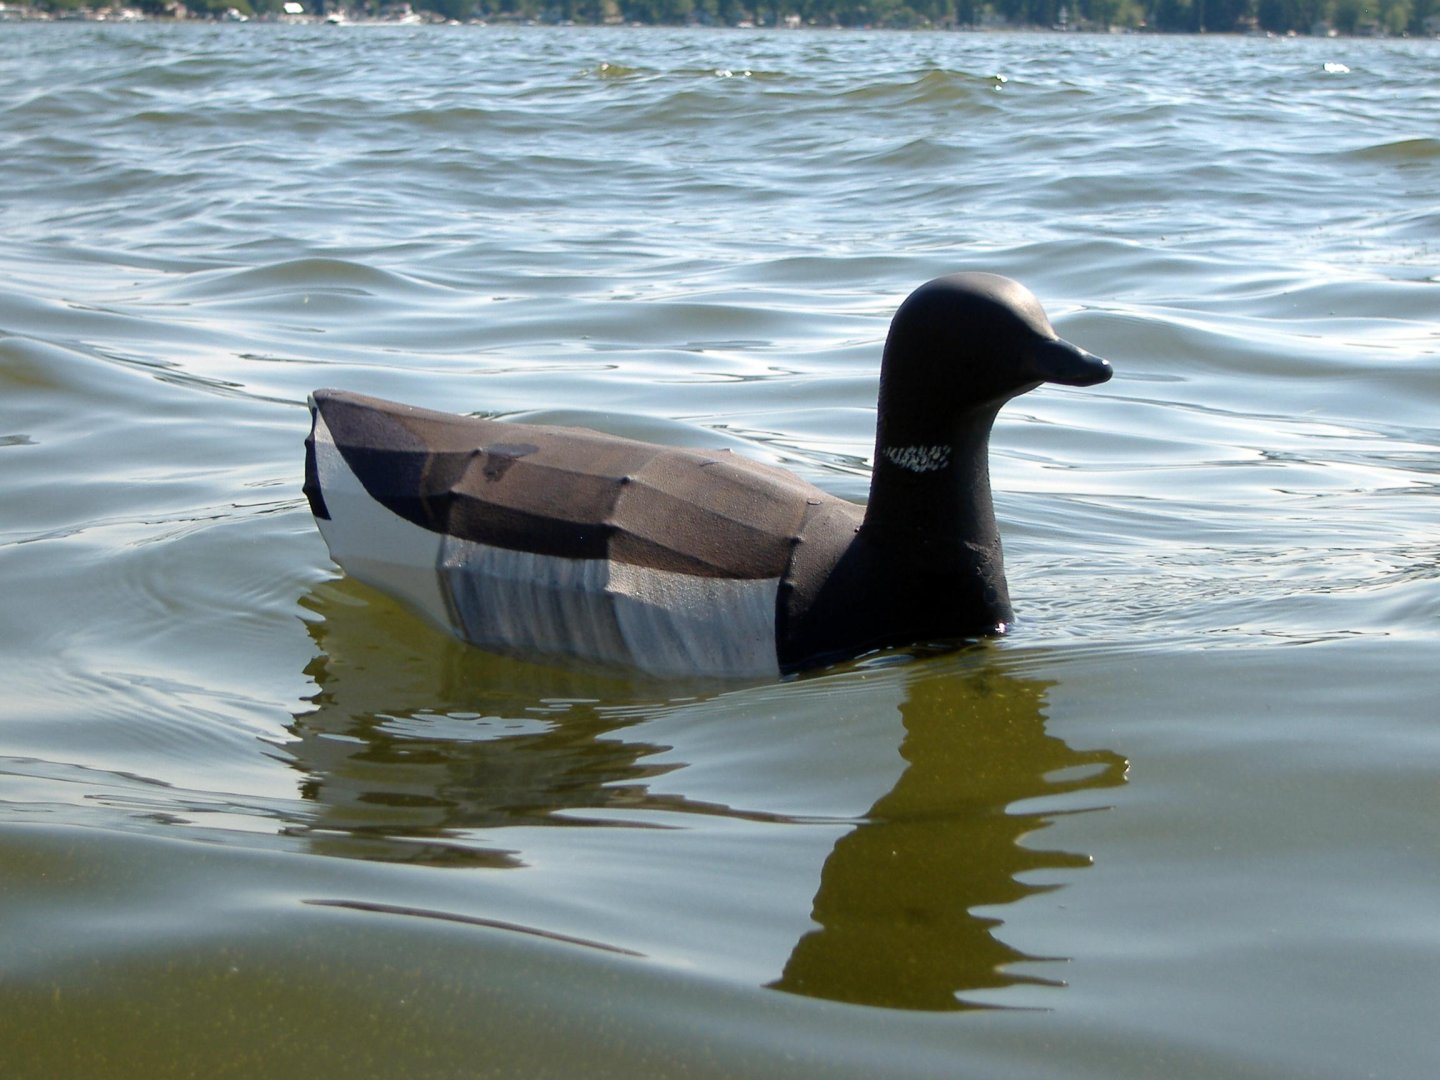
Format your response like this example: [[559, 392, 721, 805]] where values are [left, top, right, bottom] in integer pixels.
[[312, 389, 830, 580]]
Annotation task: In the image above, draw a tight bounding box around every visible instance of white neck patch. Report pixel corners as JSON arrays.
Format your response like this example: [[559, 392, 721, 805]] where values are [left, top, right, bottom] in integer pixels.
[[883, 444, 952, 473]]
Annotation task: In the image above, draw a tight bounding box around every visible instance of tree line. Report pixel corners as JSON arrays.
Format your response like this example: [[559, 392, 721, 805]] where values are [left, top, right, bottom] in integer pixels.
[[56, 0, 1436, 35], [555, 0, 1429, 30], [575, 0, 1431, 31]]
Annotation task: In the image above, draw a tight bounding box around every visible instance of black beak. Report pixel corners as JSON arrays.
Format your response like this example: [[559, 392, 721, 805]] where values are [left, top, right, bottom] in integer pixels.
[[1031, 337, 1113, 387]]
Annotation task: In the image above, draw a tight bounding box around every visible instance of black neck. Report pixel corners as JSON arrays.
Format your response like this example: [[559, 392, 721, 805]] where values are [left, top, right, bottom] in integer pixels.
[[860, 407, 1012, 624]]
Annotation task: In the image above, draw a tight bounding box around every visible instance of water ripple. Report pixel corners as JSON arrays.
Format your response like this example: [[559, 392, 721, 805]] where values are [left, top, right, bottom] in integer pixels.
[[3, 27, 1439, 1070]]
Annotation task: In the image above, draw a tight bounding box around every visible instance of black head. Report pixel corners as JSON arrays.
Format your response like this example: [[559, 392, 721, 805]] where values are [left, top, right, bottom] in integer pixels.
[[855, 274, 1112, 631], [878, 273, 1112, 433]]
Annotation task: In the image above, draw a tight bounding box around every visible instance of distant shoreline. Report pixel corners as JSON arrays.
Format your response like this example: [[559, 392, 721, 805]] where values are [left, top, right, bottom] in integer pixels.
[[3, 16, 1429, 37], [4, 0, 1434, 37]]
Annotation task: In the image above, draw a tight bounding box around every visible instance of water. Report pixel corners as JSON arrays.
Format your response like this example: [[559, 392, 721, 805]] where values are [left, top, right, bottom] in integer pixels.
[[2, 21, 1438, 1078]]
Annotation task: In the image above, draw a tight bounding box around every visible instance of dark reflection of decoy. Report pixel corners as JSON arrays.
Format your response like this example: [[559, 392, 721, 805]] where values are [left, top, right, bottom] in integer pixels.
[[770, 661, 1127, 1011], [288, 579, 759, 868], [292, 581, 1125, 1011]]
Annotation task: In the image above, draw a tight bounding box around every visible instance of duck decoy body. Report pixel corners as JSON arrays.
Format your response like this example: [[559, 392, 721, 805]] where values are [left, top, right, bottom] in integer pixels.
[[304, 273, 1112, 679]]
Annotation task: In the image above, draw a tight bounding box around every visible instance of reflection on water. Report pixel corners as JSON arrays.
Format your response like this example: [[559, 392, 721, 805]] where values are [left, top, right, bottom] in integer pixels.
[[292, 579, 1126, 1011], [291, 585, 687, 868], [773, 667, 1126, 1010]]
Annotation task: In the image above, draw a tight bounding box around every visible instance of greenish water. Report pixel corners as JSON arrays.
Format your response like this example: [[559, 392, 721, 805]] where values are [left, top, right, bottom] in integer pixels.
[[2, 23, 1437, 1078]]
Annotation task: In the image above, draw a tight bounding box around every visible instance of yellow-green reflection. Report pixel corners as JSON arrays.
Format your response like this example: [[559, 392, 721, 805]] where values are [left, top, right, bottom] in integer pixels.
[[293, 578, 1126, 1010], [772, 664, 1126, 1010]]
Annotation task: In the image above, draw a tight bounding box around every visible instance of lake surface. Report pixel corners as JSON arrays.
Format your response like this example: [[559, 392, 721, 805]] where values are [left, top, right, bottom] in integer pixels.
[[2, 21, 1437, 1078]]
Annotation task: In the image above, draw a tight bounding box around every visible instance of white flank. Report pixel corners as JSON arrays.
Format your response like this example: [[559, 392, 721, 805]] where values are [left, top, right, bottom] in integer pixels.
[[441, 537, 781, 680]]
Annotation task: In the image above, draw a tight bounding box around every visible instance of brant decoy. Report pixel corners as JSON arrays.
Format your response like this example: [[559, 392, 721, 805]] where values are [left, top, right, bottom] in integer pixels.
[[304, 273, 1112, 678]]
